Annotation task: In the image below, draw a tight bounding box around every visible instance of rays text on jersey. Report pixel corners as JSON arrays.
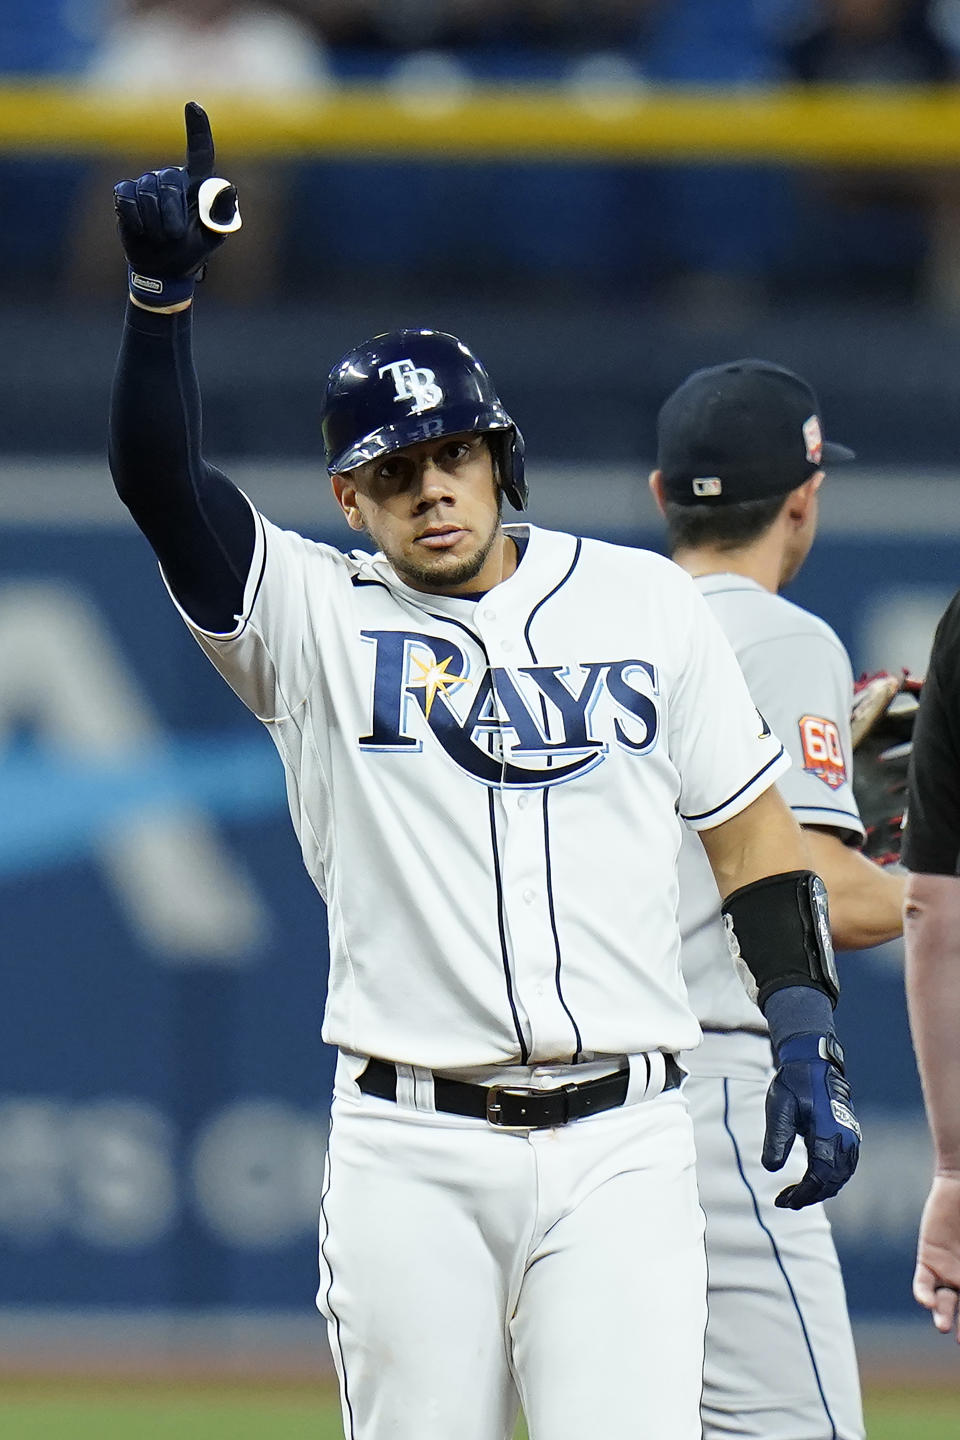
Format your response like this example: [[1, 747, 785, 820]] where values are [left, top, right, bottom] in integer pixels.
[[358, 629, 660, 787]]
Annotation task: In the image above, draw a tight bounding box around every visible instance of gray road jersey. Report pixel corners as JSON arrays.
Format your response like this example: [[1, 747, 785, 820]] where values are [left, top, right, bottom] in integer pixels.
[[679, 574, 865, 1034]]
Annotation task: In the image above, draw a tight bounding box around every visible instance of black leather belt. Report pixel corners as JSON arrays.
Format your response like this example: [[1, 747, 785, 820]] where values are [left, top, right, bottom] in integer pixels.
[[357, 1054, 683, 1130]]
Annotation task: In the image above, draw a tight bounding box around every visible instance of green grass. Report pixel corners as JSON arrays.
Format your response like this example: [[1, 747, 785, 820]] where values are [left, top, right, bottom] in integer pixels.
[[863, 1391, 960, 1440], [0, 1382, 955, 1438], [0, 1385, 340, 1440]]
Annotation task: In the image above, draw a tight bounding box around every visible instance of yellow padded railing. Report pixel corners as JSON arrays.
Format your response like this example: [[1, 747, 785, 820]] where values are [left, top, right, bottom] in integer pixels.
[[4, 83, 960, 163]]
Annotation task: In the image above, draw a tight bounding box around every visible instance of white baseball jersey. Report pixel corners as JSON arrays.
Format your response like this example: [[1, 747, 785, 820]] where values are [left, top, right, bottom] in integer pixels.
[[679, 573, 864, 1034], [167, 519, 787, 1069]]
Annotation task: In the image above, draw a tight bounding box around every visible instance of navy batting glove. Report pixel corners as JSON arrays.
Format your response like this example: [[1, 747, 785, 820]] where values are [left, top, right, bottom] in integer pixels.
[[762, 1032, 861, 1210], [113, 102, 241, 307]]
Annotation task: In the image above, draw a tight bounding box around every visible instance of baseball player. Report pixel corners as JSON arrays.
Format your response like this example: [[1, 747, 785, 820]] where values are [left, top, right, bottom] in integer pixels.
[[109, 107, 862, 1440], [903, 593, 960, 1342], [649, 359, 907, 1440]]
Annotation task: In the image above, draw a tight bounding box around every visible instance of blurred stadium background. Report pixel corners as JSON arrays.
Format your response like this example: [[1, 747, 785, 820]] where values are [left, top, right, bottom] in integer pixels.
[[2, 0, 960, 1433]]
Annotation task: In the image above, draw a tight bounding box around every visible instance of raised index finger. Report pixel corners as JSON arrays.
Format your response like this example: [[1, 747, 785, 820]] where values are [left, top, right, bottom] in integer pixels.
[[184, 101, 215, 181]]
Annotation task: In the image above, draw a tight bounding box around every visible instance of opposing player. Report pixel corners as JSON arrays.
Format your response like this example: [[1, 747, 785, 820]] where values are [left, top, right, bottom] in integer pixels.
[[109, 108, 862, 1440], [650, 359, 906, 1440], [902, 594, 960, 1342]]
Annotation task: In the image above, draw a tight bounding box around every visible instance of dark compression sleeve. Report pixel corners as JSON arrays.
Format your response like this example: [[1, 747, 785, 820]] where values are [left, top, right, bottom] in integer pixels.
[[109, 301, 256, 633]]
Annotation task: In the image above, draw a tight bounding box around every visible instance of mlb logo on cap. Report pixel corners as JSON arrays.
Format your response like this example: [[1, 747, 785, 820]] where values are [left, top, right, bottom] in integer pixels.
[[692, 477, 723, 497]]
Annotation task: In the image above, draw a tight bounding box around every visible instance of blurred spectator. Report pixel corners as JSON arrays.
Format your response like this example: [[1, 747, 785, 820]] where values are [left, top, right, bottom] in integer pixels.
[[88, 0, 329, 91], [783, 0, 955, 83], [70, 0, 330, 302], [777, 0, 960, 309], [289, 0, 660, 54]]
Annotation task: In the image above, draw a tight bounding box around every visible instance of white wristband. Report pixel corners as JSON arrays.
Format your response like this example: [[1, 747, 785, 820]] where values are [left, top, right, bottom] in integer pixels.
[[197, 177, 242, 234]]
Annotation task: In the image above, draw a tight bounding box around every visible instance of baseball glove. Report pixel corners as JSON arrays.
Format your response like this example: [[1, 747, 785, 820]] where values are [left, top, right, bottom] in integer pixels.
[[851, 670, 922, 865]]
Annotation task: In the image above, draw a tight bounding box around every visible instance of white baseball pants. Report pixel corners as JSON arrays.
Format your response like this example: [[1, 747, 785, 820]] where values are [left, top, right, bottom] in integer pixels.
[[318, 1054, 707, 1440], [683, 1031, 864, 1440]]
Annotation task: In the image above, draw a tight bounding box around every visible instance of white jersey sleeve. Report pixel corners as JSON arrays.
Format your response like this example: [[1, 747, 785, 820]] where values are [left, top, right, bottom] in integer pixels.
[[162, 505, 355, 723], [668, 583, 790, 832]]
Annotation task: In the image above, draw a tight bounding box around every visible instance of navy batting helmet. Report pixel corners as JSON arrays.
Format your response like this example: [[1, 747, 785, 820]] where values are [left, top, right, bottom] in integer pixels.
[[321, 329, 527, 511]]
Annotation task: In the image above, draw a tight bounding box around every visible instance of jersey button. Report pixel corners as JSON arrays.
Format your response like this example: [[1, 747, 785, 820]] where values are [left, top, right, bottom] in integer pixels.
[[483, 608, 496, 621], [517, 793, 530, 811], [523, 888, 536, 904], [501, 640, 513, 653]]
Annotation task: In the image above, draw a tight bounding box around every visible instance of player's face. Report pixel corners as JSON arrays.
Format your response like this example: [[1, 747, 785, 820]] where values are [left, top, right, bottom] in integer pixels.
[[332, 433, 514, 594]]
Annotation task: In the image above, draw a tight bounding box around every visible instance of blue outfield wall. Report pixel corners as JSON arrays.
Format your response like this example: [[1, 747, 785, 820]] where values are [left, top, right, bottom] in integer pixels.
[[0, 485, 955, 1326]]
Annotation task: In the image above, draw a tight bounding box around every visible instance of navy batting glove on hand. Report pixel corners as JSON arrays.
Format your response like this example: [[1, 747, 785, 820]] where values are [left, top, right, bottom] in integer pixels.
[[113, 101, 241, 307], [762, 1032, 861, 1210]]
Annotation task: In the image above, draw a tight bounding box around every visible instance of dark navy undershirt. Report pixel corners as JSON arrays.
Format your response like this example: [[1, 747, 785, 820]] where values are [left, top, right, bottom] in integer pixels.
[[109, 302, 256, 633], [457, 533, 529, 600]]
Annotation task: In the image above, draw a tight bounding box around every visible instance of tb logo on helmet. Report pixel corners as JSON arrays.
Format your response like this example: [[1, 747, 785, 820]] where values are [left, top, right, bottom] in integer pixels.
[[379, 359, 444, 416]]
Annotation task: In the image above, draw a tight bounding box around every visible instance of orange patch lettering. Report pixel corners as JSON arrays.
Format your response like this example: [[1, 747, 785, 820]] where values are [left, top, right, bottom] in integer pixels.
[[799, 715, 847, 790]]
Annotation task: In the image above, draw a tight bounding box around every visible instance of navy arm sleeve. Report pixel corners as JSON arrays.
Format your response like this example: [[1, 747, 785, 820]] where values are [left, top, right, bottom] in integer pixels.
[[109, 300, 255, 633]]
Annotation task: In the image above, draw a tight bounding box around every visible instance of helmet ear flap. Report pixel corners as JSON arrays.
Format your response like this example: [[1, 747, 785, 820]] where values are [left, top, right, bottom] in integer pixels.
[[493, 426, 527, 512]]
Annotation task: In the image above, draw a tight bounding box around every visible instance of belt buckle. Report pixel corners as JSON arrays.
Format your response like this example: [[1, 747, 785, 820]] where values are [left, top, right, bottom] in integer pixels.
[[485, 1083, 542, 1130]]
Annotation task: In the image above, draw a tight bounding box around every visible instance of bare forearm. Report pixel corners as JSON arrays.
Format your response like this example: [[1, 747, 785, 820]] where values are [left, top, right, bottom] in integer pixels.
[[701, 783, 810, 899], [804, 829, 905, 949], [904, 873, 960, 1172]]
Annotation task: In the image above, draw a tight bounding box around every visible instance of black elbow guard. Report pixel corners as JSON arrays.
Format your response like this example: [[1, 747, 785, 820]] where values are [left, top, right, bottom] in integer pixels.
[[721, 870, 840, 1010]]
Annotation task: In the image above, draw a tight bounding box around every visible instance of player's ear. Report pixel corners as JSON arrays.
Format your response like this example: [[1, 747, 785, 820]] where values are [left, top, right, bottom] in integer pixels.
[[648, 469, 667, 517], [786, 472, 822, 525], [331, 473, 365, 531]]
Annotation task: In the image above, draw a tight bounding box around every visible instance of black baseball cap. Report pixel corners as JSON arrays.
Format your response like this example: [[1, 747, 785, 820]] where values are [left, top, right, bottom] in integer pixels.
[[657, 359, 855, 505]]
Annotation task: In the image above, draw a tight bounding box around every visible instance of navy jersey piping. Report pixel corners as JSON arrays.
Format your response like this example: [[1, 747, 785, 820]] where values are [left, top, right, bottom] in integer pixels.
[[793, 804, 863, 826], [488, 789, 529, 1063], [351, 574, 528, 1058], [522, 536, 582, 654], [319, 1146, 357, 1440], [350, 576, 489, 654], [243, 511, 268, 630], [682, 746, 786, 823], [519, 536, 584, 1061], [186, 503, 267, 640], [541, 789, 584, 1061]]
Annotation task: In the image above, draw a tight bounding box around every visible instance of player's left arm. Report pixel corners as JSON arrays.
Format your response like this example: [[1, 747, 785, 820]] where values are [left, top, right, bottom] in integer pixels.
[[699, 783, 862, 1209], [699, 779, 808, 896], [902, 605, 960, 1337], [904, 872, 960, 1339]]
